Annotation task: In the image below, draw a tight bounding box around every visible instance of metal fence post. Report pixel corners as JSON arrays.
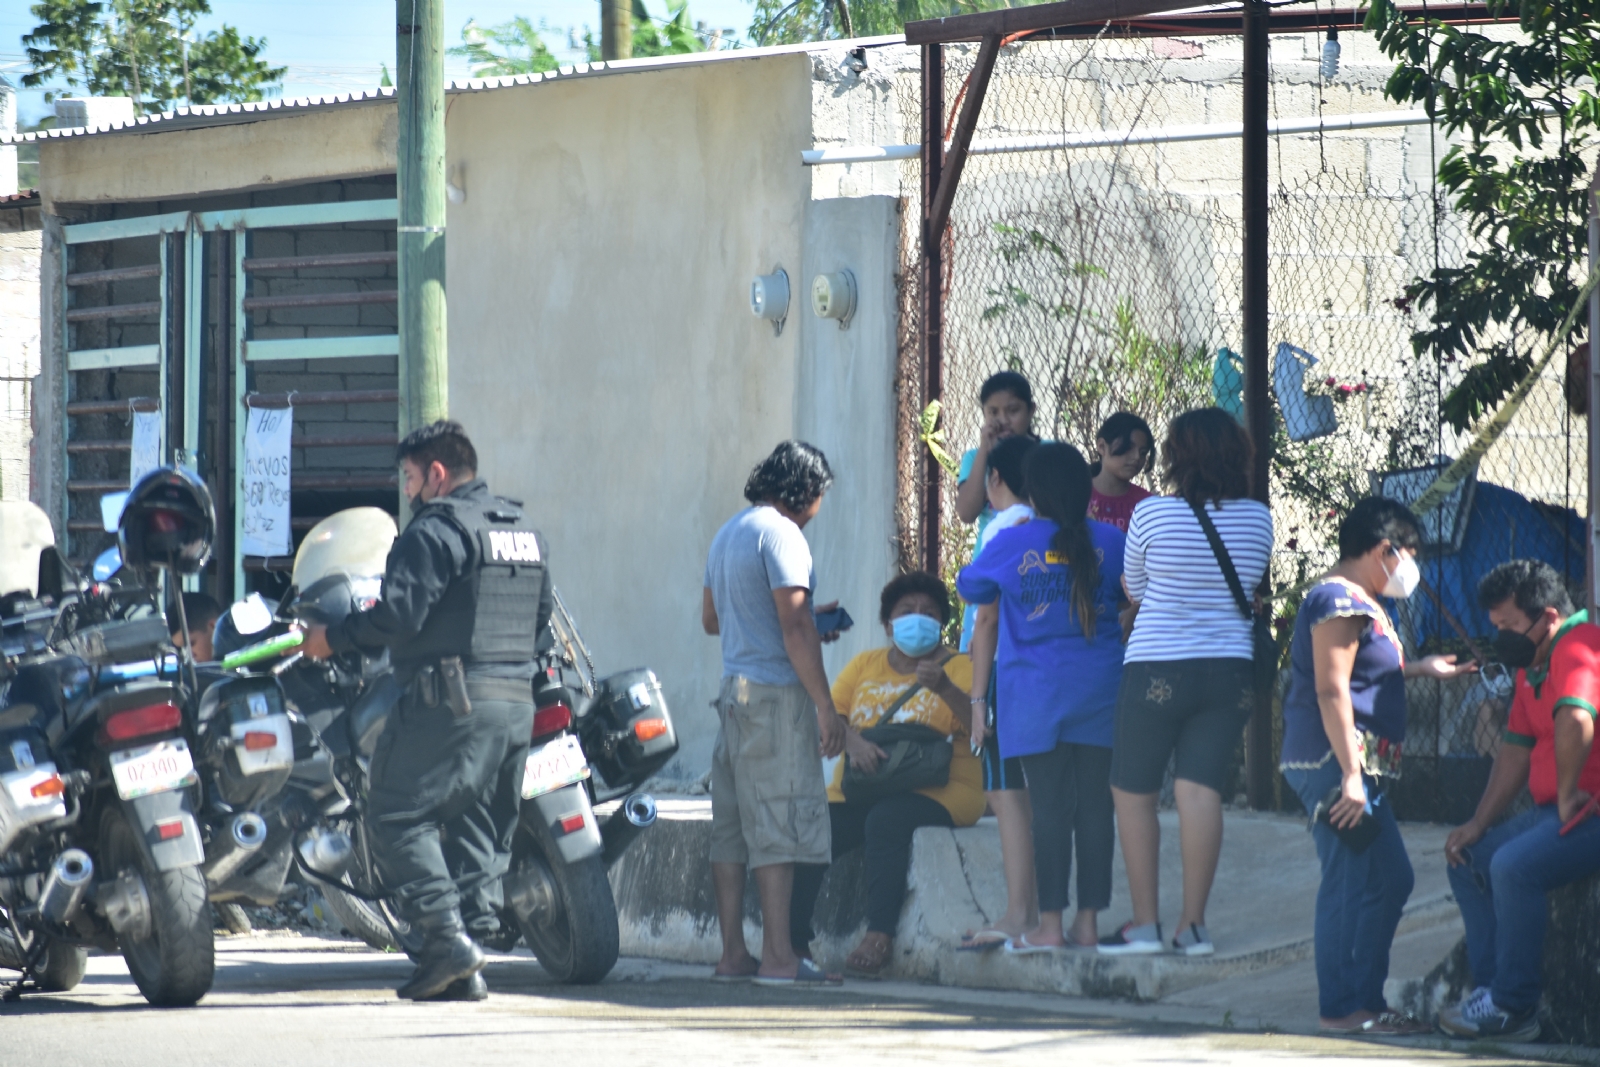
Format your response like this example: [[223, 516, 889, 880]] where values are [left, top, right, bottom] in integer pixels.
[[1242, 0, 1275, 809], [922, 42, 945, 577], [1588, 170, 1599, 620]]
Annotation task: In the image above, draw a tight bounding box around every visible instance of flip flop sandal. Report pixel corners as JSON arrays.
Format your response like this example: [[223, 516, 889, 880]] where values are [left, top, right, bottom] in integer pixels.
[[1004, 934, 1066, 955], [958, 929, 1013, 952], [751, 959, 844, 987], [710, 970, 757, 983]]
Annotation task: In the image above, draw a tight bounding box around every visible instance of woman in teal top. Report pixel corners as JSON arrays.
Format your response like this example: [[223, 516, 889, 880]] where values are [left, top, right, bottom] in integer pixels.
[[952, 369, 1041, 951]]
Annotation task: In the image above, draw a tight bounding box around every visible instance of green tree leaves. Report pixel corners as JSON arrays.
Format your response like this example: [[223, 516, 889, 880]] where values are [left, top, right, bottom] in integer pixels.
[[749, 0, 1004, 46], [1366, 0, 1600, 429], [450, 17, 560, 76], [24, 0, 284, 112], [631, 0, 705, 57]]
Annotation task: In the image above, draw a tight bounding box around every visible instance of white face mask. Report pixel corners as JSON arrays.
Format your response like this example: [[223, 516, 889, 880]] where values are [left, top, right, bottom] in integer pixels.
[[1381, 550, 1420, 599]]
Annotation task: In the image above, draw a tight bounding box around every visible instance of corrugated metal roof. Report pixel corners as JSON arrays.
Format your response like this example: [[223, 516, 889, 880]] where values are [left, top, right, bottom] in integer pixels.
[[0, 37, 905, 147]]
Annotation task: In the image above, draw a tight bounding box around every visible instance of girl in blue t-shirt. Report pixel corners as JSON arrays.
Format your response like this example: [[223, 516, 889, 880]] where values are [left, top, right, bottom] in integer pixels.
[[959, 443, 1126, 953]]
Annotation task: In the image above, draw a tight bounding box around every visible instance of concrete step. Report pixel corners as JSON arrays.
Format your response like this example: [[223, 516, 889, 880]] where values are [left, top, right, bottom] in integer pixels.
[[608, 798, 1462, 1001]]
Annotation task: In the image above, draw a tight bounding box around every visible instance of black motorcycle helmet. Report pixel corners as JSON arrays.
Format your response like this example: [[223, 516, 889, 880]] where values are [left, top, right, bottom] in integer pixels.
[[119, 467, 216, 575]]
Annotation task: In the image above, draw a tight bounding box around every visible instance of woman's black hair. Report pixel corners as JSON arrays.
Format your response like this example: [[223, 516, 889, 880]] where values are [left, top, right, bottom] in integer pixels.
[[985, 435, 1035, 498], [979, 370, 1034, 409], [744, 441, 835, 512], [1337, 496, 1422, 561], [1021, 442, 1101, 639], [879, 570, 952, 627], [1088, 411, 1154, 477]]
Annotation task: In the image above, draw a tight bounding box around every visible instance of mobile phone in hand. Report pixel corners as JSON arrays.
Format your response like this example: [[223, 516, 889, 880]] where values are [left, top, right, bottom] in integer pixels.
[[813, 606, 854, 637]]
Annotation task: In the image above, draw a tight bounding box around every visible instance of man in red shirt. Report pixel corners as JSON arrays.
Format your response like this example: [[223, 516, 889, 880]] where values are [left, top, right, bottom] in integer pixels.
[[1438, 561, 1600, 1041]]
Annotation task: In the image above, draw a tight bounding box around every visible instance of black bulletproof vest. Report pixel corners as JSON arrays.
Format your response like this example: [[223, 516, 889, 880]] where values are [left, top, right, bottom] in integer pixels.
[[390, 491, 547, 669]]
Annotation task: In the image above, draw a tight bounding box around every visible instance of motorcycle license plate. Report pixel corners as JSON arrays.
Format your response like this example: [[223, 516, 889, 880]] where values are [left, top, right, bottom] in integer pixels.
[[521, 735, 590, 800], [231, 713, 295, 776], [110, 739, 199, 801]]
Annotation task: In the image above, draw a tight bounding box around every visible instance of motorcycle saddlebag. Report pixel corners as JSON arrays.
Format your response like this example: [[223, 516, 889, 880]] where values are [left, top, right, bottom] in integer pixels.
[[195, 674, 294, 809], [583, 668, 677, 790]]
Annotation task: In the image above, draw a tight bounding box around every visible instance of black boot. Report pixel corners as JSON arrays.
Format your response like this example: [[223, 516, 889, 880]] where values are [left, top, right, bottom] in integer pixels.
[[421, 973, 489, 1002], [397, 925, 486, 1001]]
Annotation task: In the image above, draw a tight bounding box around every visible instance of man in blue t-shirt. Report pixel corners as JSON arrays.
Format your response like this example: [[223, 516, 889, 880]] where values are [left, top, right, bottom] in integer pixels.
[[702, 441, 852, 986]]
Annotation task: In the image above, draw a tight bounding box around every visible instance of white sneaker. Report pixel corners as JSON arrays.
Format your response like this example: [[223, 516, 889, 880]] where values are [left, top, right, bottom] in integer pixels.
[[1097, 922, 1164, 955], [1172, 922, 1214, 957], [1438, 987, 1540, 1042]]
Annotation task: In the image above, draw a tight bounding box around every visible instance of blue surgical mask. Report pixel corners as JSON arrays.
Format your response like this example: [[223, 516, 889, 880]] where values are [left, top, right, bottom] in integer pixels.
[[891, 614, 942, 658]]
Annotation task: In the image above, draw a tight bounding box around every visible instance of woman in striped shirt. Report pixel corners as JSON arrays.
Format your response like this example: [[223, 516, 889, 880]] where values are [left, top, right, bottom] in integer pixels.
[[1099, 408, 1274, 957]]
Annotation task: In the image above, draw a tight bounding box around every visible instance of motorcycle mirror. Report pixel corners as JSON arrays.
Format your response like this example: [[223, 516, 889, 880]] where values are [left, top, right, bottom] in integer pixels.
[[99, 491, 130, 533], [229, 593, 276, 636], [92, 546, 123, 582]]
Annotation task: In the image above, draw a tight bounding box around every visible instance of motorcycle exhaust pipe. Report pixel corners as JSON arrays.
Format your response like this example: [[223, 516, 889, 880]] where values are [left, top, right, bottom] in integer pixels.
[[203, 812, 268, 888], [600, 792, 658, 869], [296, 825, 353, 881], [38, 849, 94, 924]]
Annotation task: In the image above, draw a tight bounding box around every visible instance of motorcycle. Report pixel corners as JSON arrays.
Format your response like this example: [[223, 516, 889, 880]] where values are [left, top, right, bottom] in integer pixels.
[[218, 507, 678, 983], [0, 472, 219, 1006]]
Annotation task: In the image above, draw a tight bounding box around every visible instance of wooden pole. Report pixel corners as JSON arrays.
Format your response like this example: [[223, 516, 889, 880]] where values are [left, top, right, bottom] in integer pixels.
[[397, 0, 448, 434], [602, 0, 633, 60]]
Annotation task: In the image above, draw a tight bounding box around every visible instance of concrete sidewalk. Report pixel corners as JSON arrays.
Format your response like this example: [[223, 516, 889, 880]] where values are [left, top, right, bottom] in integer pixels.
[[609, 798, 1465, 1025]]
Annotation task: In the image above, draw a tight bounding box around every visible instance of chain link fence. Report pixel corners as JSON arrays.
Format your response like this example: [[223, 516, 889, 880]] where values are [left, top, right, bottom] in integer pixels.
[[903, 32, 1585, 819]]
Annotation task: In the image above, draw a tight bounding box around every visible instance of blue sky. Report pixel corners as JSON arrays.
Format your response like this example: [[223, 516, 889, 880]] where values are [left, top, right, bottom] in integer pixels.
[[1, 0, 754, 125]]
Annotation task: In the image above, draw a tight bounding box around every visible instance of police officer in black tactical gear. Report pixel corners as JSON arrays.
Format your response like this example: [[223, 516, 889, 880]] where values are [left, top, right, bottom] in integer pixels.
[[301, 421, 551, 1002]]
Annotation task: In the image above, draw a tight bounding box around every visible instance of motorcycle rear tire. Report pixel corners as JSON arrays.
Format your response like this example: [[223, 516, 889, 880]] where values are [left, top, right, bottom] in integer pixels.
[[213, 902, 253, 935], [317, 817, 427, 960], [34, 940, 89, 992], [319, 882, 399, 953], [509, 842, 619, 985], [0, 926, 87, 991], [0, 925, 25, 971], [102, 810, 215, 1007]]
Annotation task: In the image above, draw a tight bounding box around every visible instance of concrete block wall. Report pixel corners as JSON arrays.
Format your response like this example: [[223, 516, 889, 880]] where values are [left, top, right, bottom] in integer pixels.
[[242, 218, 399, 487], [45, 178, 401, 567]]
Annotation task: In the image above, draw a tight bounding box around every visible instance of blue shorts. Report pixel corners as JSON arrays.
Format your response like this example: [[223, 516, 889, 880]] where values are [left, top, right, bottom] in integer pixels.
[[980, 671, 1025, 791]]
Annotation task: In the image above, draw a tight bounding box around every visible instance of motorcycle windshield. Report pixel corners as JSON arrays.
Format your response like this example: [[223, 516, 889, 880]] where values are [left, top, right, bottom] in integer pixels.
[[291, 508, 397, 589], [0, 501, 56, 598]]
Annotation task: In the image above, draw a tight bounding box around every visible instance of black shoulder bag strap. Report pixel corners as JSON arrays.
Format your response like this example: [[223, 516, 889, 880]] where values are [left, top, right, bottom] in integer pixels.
[[1186, 500, 1252, 623], [865, 682, 924, 730]]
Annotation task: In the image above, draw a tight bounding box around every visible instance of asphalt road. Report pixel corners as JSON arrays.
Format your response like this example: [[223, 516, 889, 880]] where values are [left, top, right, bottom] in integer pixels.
[[0, 936, 1568, 1067]]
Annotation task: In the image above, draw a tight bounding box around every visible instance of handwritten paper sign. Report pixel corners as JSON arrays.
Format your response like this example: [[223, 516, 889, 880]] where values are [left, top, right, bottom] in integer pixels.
[[241, 406, 292, 558], [129, 411, 161, 488]]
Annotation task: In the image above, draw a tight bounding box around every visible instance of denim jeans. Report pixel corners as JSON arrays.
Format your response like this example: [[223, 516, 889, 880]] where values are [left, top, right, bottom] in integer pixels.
[[1284, 760, 1414, 1019], [1446, 803, 1600, 1014]]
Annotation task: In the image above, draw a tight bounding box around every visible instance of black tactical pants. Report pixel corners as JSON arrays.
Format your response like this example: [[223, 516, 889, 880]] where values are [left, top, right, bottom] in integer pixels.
[[366, 687, 534, 941]]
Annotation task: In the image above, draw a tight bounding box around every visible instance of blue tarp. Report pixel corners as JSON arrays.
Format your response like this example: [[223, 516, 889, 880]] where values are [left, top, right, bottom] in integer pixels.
[[1403, 481, 1586, 649]]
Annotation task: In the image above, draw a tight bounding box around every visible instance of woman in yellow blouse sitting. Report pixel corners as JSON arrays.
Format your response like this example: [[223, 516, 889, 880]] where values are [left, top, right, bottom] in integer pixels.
[[789, 571, 985, 977]]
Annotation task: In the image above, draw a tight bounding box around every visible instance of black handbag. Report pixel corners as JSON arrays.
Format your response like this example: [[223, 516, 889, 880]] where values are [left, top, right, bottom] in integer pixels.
[[1187, 500, 1279, 694], [842, 682, 954, 804]]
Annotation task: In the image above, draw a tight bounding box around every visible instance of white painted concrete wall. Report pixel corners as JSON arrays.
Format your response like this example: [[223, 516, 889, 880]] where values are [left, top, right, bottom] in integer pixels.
[[446, 53, 816, 775], [798, 195, 902, 675], [0, 206, 40, 503]]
